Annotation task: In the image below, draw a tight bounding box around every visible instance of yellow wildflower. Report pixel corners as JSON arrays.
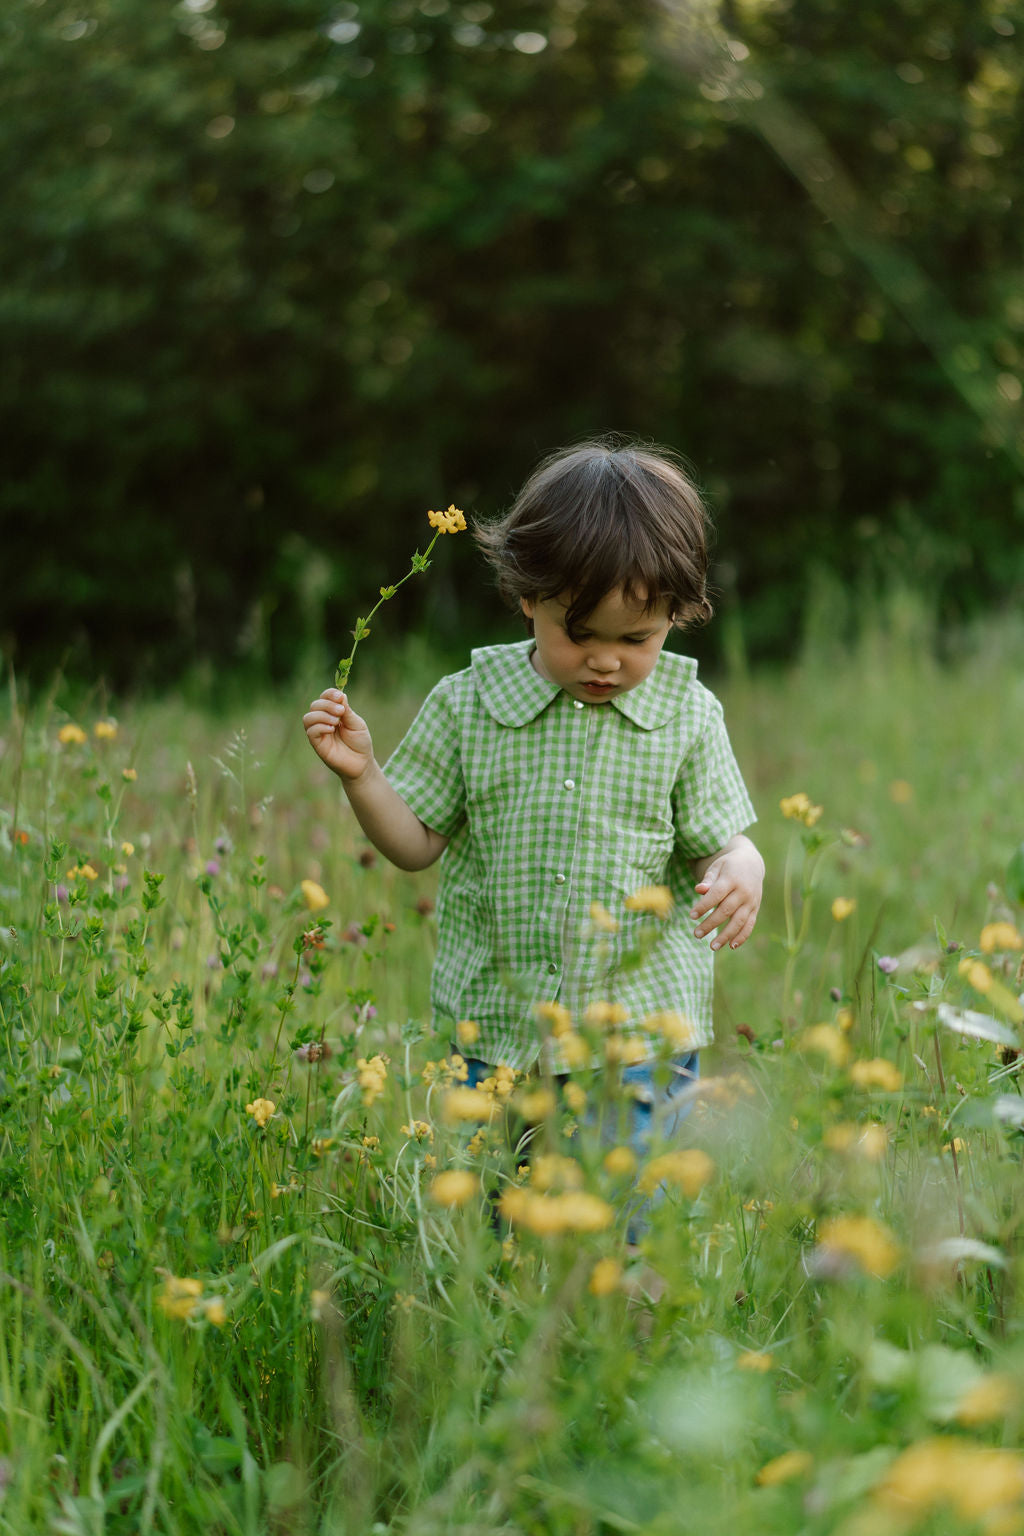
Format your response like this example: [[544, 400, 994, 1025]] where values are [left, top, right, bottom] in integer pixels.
[[779, 792, 823, 827], [361, 1134, 380, 1149], [401, 1119, 433, 1143], [356, 1055, 388, 1107], [639, 1148, 715, 1198], [531, 1154, 583, 1192], [204, 1296, 227, 1327], [442, 1087, 497, 1123], [535, 1000, 573, 1037], [956, 1374, 1019, 1426], [799, 1024, 850, 1069], [58, 723, 87, 745], [559, 1032, 590, 1068], [514, 1087, 557, 1121], [889, 779, 914, 804], [312, 1137, 337, 1156], [646, 1011, 699, 1050], [429, 1170, 478, 1208], [959, 956, 994, 994], [737, 1351, 774, 1372], [603, 1146, 638, 1178], [455, 1018, 479, 1046], [605, 1035, 649, 1066], [554, 1193, 615, 1234], [301, 879, 329, 912], [756, 1450, 813, 1487], [69, 863, 99, 882], [466, 1127, 488, 1156], [624, 884, 673, 919], [120, 841, 134, 857], [589, 902, 619, 934], [156, 1274, 204, 1320], [585, 1001, 629, 1029], [448, 1053, 469, 1082], [874, 1437, 1024, 1521], [980, 922, 1024, 954], [270, 1180, 299, 1197], [562, 1080, 586, 1114], [245, 1098, 276, 1128], [122, 767, 138, 781], [823, 1122, 888, 1161], [831, 896, 857, 922], [588, 1257, 623, 1296], [817, 1214, 901, 1278], [426, 504, 467, 534], [480, 1064, 517, 1099], [94, 720, 118, 740], [836, 1006, 855, 1031], [850, 1058, 903, 1092], [499, 1187, 614, 1235], [423, 1153, 436, 1169]]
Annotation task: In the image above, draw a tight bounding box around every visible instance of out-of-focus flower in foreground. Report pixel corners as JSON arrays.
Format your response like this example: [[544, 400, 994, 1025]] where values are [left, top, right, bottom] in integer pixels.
[[156, 1274, 204, 1320], [873, 1437, 1024, 1523], [799, 1023, 850, 1070], [624, 884, 674, 918], [94, 720, 118, 740], [301, 879, 330, 912], [429, 1170, 478, 1207], [639, 1148, 715, 1198], [980, 922, 1023, 953], [356, 1055, 388, 1107], [58, 723, 87, 746], [850, 1058, 903, 1092], [588, 1257, 623, 1296], [815, 1214, 901, 1278], [877, 954, 900, 974], [831, 896, 856, 922], [755, 1450, 813, 1486]]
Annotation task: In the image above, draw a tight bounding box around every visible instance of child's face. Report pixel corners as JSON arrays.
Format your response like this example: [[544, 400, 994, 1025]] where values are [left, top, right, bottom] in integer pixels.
[[521, 588, 675, 704]]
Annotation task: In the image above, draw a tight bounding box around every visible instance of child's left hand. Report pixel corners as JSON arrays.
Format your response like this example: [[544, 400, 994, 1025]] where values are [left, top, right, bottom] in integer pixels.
[[690, 833, 764, 951]]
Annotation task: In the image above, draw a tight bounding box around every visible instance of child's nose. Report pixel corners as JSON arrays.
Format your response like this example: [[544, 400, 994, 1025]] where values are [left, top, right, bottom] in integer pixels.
[[587, 648, 620, 673]]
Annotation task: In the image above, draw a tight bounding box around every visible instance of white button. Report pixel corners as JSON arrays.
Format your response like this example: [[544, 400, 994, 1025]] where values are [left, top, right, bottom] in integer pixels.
[[573, 700, 585, 710], [554, 874, 566, 886], [563, 778, 575, 790]]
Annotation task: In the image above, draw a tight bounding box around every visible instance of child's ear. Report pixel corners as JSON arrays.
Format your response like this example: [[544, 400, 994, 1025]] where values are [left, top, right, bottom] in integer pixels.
[[520, 596, 536, 621]]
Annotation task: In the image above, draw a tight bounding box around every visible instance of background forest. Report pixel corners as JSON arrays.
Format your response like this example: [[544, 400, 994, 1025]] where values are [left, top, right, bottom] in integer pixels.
[[2, 0, 1023, 687]]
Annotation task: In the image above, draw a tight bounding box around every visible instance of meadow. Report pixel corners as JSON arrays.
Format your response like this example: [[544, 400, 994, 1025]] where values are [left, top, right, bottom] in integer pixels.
[[1, 595, 1023, 1536]]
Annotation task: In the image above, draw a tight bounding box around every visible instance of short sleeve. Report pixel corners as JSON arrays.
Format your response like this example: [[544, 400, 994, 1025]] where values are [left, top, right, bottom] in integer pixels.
[[382, 678, 467, 839], [672, 694, 757, 858]]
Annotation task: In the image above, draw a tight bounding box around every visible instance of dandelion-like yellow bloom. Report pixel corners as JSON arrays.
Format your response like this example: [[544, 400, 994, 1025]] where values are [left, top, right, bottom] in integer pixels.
[[426, 504, 467, 535], [588, 1257, 623, 1296], [559, 1032, 590, 1069], [737, 1351, 774, 1373], [429, 1170, 478, 1207], [535, 1000, 573, 1037], [603, 1146, 638, 1178], [499, 1187, 614, 1235], [455, 1018, 479, 1046], [531, 1154, 583, 1193], [605, 1035, 649, 1066], [156, 1274, 204, 1320], [755, 1450, 813, 1487], [589, 902, 619, 934], [301, 879, 329, 912], [850, 1058, 903, 1092], [442, 1087, 497, 1123], [874, 1437, 1024, 1521], [122, 767, 138, 781], [799, 1023, 850, 1069], [120, 841, 134, 857], [980, 922, 1024, 954], [514, 1087, 557, 1121], [831, 896, 857, 922], [58, 723, 87, 746], [562, 1080, 586, 1114], [645, 1011, 699, 1050], [624, 884, 674, 918], [956, 1374, 1019, 1426], [640, 1148, 715, 1198], [479, 1064, 517, 1099], [779, 792, 823, 827], [823, 1122, 888, 1161], [245, 1098, 276, 1128], [584, 1001, 629, 1029], [356, 1055, 388, 1107], [94, 720, 118, 740], [817, 1214, 901, 1278]]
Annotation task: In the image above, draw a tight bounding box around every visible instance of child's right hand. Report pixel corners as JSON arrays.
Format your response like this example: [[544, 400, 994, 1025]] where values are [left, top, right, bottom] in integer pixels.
[[303, 688, 374, 782]]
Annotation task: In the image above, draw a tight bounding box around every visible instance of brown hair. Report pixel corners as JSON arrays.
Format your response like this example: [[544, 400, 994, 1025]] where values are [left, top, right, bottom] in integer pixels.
[[474, 438, 714, 637]]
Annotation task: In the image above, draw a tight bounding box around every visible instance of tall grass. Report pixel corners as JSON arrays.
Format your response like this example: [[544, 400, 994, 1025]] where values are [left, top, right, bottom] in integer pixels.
[[1, 602, 1022, 1535]]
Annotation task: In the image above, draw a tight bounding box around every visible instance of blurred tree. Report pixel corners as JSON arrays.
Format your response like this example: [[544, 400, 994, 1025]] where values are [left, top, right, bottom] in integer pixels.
[[0, 0, 1021, 684]]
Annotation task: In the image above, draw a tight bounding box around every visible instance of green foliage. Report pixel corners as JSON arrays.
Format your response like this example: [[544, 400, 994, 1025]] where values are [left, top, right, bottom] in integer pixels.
[[2, 0, 1023, 683], [1, 612, 1024, 1531]]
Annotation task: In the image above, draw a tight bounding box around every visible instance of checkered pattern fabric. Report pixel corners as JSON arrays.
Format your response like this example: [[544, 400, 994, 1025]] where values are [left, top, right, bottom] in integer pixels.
[[384, 639, 756, 1072]]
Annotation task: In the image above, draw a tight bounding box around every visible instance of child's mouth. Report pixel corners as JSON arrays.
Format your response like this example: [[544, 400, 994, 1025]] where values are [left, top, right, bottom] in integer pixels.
[[581, 680, 615, 693]]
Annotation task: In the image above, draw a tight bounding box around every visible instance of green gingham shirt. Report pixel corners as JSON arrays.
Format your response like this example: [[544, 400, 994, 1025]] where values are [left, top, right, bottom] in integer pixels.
[[384, 639, 756, 1072]]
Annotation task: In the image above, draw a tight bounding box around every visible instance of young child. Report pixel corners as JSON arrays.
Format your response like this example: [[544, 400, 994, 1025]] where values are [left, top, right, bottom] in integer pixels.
[[304, 440, 763, 1162]]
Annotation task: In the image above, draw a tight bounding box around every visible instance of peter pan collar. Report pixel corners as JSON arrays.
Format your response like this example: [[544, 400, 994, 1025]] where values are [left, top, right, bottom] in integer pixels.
[[470, 639, 697, 730]]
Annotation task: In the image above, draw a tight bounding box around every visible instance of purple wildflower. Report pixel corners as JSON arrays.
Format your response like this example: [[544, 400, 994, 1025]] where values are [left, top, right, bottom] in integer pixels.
[[877, 955, 899, 975]]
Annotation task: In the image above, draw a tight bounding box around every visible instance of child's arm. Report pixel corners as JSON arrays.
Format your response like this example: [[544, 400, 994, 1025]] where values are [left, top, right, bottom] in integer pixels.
[[689, 833, 764, 951], [303, 688, 449, 872]]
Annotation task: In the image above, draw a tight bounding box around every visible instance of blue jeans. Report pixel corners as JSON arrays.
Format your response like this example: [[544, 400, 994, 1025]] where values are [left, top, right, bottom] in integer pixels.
[[460, 1050, 701, 1241]]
